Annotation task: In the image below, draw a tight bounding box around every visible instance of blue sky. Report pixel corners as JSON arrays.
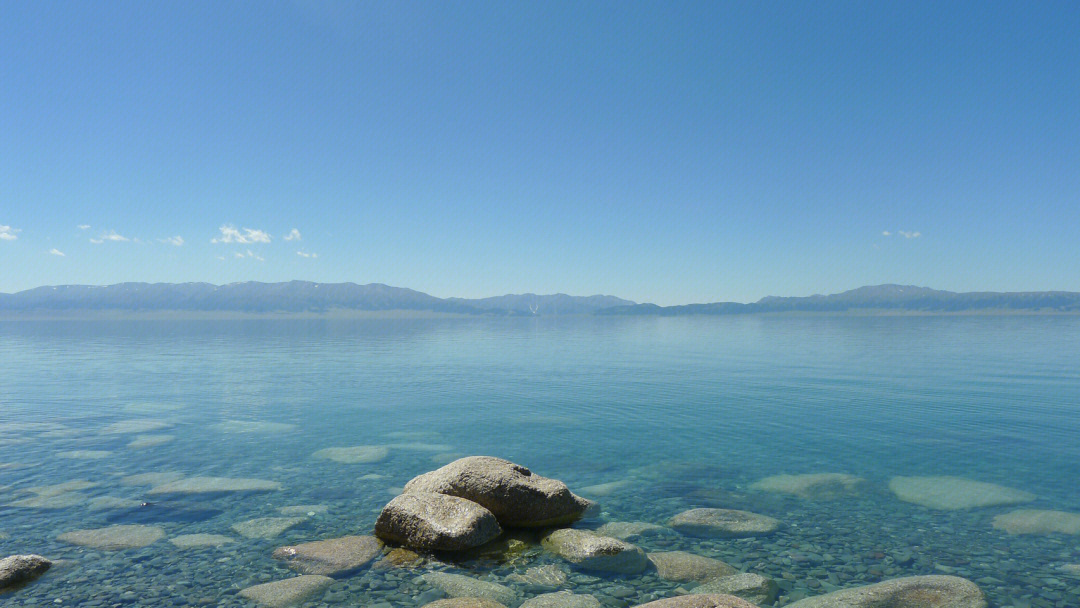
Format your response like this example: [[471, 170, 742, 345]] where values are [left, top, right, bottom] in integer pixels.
[[2, 1, 1078, 305]]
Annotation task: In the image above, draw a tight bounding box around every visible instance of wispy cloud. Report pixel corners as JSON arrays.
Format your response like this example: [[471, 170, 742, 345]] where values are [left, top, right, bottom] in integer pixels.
[[296, 249, 318, 258], [90, 230, 129, 244], [159, 236, 184, 246], [77, 224, 91, 230], [49, 248, 65, 256], [899, 230, 921, 239], [234, 249, 265, 262], [284, 228, 301, 241], [212, 225, 271, 244], [0, 225, 20, 241], [881, 231, 891, 236]]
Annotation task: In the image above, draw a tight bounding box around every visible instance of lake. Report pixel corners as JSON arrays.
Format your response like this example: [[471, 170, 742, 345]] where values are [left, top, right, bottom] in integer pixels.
[[2, 315, 1078, 607]]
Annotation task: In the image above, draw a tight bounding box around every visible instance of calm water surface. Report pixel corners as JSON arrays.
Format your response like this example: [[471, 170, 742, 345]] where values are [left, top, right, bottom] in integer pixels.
[[1, 316, 1078, 607]]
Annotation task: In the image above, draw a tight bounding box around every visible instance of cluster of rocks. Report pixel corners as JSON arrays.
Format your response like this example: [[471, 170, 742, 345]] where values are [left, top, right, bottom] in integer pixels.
[[2, 457, 997, 608]]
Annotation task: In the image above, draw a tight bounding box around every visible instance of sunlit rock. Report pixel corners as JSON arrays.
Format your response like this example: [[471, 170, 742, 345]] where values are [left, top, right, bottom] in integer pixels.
[[992, 509, 1080, 535], [272, 535, 383, 575], [232, 517, 306, 539], [419, 572, 517, 605], [692, 573, 778, 605], [669, 509, 781, 538], [375, 492, 501, 551], [784, 575, 987, 608], [0, 554, 52, 590], [57, 524, 165, 550], [647, 551, 737, 583], [888, 476, 1035, 510], [238, 575, 334, 608], [541, 529, 648, 574], [169, 534, 236, 549], [749, 473, 864, 500], [312, 446, 389, 464], [147, 476, 282, 495]]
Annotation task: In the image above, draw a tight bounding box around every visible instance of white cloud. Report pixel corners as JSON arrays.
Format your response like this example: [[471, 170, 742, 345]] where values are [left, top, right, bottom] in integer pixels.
[[882, 231, 891, 236], [159, 236, 184, 246], [49, 248, 65, 256], [234, 249, 265, 262], [212, 225, 271, 244], [297, 249, 318, 258], [78, 224, 91, 230], [0, 225, 20, 240], [284, 228, 301, 241], [89, 230, 129, 244], [899, 230, 921, 239]]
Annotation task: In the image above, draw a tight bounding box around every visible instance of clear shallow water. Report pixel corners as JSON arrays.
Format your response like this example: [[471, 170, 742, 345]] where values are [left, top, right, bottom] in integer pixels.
[[1, 315, 1079, 607]]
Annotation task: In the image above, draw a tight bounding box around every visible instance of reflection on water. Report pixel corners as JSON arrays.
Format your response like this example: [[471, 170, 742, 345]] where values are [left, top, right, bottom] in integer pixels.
[[1, 316, 1078, 607]]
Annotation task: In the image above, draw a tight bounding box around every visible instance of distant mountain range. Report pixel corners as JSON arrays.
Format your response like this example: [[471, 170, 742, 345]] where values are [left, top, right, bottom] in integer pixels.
[[0, 281, 633, 316], [1, 282, 1078, 317], [598, 284, 1080, 315]]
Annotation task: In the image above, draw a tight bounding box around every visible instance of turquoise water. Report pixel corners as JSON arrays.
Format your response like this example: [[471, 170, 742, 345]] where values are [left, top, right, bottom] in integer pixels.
[[2, 316, 1079, 607]]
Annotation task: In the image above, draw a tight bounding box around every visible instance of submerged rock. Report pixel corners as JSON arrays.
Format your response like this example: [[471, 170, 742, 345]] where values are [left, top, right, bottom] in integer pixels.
[[120, 471, 185, 486], [595, 521, 669, 541], [375, 492, 502, 551], [57, 524, 165, 550], [127, 434, 174, 449], [312, 445, 390, 464], [992, 509, 1080, 535], [669, 509, 781, 538], [272, 535, 383, 576], [420, 572, 517, 605], [88, 496, 144, 511], [541, 529, 648, 574], [692, 573, 778, 606], [422, 599, 508, 608], [404, 456, 593, 527], [6, 493, 86, 509], [0, 554, 52, 590], [631, 594, 759, 608], [373, 547, 426, 570], [147, 476, 282, 495], [785, 575, 987, 608], [647, 551, 737, 583], [506, 564, 568, 591], [749, 473, 864, 500], [578, 480, 633, 497], [232, 517, 307, 539], [521, 592, 602, 608], [213, 420, 297, 434], [169, 534, 235, 549], [103, 419, 172, 434], [238, 575, 334, 608], [56, 450, 112, 459], [888, 476, 1034, 510], [105, 501, 222, 524], [279, 504, 329, 516]]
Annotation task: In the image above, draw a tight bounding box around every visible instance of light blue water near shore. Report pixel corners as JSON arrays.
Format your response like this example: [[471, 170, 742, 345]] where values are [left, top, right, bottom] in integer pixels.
[[2, 316, 1079, 607]]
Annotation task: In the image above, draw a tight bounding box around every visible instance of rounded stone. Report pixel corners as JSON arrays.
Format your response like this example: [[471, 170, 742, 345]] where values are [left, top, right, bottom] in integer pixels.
[[541, 529, 649, 574], [784, 575, 988, 608], [693, 573, 778, 606], [375, 491, 502, 551], [631, 594, 759, 608], [422, 599, 508, 608], [272, 535, 383, 575], [991, 509, 1080, 535], [669, 509, 781, 538], [647, 551, 737, 583], [56, 524, 165, 550], [0, 554, 52, 589], [887, 476, 1034, 510], [403, 456, 593, 527]]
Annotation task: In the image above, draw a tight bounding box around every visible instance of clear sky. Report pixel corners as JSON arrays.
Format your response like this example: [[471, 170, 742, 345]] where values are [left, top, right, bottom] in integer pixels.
[[2, 1, 1078, 305]]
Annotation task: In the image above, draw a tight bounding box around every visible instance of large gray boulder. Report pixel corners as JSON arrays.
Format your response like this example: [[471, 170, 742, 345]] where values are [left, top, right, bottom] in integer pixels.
[[375, 492, 502, 551], [0, 554, 52, 590], [541, 529, 648, 574], [632, 594, 759, 608], [692, 573, 778, 606], [785, 575, 987, 608], [272, 535, 383, 575], [404, 457, 593, 527], [669, 509, 781, 538]]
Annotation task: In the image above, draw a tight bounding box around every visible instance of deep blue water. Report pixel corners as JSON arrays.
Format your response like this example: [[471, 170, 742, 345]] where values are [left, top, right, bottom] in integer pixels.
[[1, 316, 1078, 607]]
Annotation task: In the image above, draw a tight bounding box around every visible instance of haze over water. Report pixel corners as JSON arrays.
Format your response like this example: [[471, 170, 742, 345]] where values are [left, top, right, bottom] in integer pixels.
[[2, 316, 1078, 607]]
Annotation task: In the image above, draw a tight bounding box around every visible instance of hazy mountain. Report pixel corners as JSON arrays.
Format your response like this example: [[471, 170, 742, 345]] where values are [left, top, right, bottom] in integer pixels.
[[598, 284, 1080, 315], [446, 293, 633, 315], [0, 281, 632, 316]]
